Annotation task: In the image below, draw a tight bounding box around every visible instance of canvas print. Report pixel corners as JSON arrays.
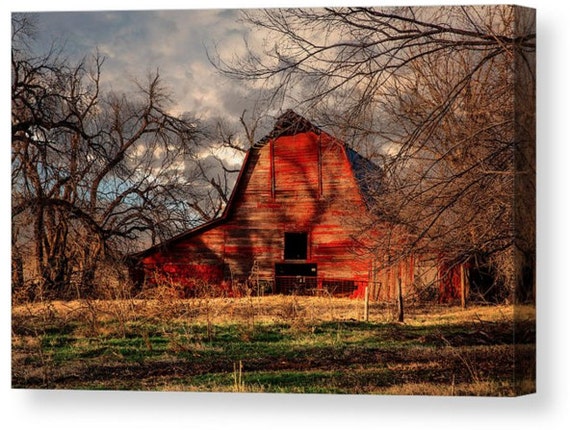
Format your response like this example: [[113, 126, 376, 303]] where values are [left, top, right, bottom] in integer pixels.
[[11, 5, 536, 396]]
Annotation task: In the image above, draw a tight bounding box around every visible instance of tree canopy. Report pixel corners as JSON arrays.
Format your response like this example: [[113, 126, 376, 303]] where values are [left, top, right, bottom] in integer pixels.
[[215, 5, 536, 302], [11, 14, 217, 298]]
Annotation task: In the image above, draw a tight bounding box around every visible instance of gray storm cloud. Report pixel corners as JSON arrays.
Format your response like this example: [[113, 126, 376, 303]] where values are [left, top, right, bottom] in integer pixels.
[[34, 9, 263, 124]]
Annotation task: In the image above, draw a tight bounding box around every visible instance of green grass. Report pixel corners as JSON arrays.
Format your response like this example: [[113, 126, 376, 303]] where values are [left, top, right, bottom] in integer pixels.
[[12, 298, 535, 395]]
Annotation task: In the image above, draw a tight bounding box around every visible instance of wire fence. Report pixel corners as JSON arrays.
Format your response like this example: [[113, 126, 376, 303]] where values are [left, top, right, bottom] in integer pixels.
[[252, 276, 367, 297]]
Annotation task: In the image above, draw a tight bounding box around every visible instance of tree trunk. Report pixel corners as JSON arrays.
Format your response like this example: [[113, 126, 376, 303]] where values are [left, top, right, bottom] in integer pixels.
[[397, 277, 404, 323], [12, 250, 24, 291]]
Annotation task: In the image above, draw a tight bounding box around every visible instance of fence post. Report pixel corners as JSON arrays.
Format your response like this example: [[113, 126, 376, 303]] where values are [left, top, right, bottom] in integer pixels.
[[364, 285, 369, 322], [397, 277, 404, 323]]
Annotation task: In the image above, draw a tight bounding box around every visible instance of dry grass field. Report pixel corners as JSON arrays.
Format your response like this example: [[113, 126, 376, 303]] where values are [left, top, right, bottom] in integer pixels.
[[12, 296, 535, 395]]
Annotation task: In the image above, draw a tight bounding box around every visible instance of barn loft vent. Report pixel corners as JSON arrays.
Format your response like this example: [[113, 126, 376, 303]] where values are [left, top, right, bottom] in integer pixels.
[[284, 232, 308, 260]]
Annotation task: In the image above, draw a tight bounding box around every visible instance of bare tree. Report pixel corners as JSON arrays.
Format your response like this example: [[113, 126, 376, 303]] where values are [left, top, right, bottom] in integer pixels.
[[214, 5, 535, 302], [12, 15, 205, 299]]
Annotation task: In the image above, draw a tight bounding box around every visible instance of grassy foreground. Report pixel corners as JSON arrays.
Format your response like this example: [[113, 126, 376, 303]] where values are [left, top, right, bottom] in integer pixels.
[[12, 296, 535, 395]]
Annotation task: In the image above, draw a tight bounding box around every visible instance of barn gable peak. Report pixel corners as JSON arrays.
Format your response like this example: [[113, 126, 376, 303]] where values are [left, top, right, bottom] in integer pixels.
[[253, 110, 321, 149]]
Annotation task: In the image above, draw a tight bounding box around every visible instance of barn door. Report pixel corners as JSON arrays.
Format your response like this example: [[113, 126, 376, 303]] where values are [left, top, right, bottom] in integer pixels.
[[275, 263, 317, 294]]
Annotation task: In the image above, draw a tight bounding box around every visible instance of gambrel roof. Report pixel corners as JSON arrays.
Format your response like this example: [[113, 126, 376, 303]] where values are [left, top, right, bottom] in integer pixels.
[[132, 110, 381, 259]]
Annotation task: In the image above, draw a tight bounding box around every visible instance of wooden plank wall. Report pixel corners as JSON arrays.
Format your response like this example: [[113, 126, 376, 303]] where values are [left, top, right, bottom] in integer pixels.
[[222, 132, 372, 281], [139, 129, 464, 302], [142, 130, 374, 290]]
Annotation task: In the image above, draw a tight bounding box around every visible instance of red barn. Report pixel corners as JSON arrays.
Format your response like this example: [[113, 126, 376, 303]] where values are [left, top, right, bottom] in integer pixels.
[[131, 111, 463, 301]]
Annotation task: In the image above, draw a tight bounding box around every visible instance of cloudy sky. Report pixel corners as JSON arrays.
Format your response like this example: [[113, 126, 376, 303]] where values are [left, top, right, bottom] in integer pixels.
[[25, 7, 270, 135], [11, 0, 511, 140], [11, 0, 429, 135]]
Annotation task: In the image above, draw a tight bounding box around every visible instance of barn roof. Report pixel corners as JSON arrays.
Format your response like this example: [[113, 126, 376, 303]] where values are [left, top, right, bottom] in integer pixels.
[[131, 110, 381, 259], [346, 146, 382, 207], [253, 109, 321, 149]]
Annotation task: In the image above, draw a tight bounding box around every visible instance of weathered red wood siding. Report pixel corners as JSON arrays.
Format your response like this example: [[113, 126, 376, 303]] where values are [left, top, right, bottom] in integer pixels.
[[222, 131, 371, 281], [438, 262, 466, 304], [139, 129, 374, 294], [137, 117, 463, 302], [140, 226, 229, 295], [371, 258, 416, 302]]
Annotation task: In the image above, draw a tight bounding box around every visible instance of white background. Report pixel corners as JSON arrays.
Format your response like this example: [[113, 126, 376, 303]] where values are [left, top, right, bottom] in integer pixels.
[[2, 1, 566, 429]]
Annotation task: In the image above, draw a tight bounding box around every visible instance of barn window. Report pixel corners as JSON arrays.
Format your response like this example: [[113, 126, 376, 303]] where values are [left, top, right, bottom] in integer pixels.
[[284, 232, 308, 260]]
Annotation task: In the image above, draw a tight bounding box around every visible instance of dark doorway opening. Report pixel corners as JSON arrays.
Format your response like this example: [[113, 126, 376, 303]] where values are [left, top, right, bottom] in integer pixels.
[[284, 232, 308, 260], [468, 263, 506, 304], [276, 263, 317, 277], [275, 263, 317, 294]]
